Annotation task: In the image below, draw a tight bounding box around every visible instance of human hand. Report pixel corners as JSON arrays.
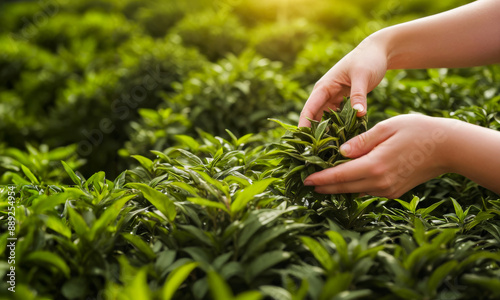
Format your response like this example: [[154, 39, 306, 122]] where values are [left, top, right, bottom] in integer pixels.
[[303, 115, 455, 198], [298, 32, 389, 127]]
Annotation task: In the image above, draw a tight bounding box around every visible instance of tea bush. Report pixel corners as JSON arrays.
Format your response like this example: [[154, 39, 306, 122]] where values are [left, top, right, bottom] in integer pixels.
[[172, 10, 248, 61], [162, 50, 306, 138], [1, 0, 499, 299], [250, 20, 325, 67], [292, 39, 353, 87], [1, 125, 499, 299]]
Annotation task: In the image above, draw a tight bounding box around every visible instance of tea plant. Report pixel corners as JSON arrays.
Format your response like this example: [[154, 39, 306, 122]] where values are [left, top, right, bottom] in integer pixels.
[[1, 0, 500, 299], [273, 99, 375, 229]]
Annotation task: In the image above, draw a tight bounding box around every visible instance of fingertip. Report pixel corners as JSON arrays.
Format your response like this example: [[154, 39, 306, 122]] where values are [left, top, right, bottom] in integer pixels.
[[339, 143, 351, 157], [303, 179, 314, 186], [352, 103, 366, 116]]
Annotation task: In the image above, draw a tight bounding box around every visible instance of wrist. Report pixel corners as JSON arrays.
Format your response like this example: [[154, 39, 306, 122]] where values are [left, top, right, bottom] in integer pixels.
[[365, 28, 396, 69], [434, 118, 464, 174]]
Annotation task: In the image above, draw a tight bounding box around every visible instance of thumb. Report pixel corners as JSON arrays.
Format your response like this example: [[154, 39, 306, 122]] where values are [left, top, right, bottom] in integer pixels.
[[339, 121, 395, 158], [349, 74, 369, 117]]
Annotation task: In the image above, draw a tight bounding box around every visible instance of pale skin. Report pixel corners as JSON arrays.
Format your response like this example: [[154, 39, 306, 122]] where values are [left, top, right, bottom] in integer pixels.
[[299, 0, 500, 198]]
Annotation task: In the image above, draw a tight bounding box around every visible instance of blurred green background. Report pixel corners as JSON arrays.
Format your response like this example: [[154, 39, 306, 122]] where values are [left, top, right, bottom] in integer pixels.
[[0, 0, 484, 182]]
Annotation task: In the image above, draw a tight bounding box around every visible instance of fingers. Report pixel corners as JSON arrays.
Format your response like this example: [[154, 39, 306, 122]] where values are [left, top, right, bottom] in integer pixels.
[[308, 164, 401, 198], [304, 157, 371, 186], [349, 72, 369, 117], [340, 121, 395, 158], [299, 88, 328, 127], [298, 81, 343, 127]]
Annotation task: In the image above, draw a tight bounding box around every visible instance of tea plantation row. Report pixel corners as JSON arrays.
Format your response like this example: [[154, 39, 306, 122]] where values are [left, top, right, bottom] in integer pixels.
[[1, 0, 499, 299]]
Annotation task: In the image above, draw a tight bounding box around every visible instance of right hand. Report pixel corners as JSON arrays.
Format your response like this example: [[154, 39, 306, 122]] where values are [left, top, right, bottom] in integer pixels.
[[298, 32, 389, 127]]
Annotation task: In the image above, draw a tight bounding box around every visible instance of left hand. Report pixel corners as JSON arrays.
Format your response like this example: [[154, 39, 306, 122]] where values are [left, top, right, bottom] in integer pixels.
[[303, 114, 454, 199]]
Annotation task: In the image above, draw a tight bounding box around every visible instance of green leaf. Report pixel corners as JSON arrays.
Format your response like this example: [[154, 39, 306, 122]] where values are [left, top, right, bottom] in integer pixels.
[[61, 277, 88, 299], [122, 233, 156, 260], [169, 181, 200, 197], [247, 251, 291, 280], [388, 285, 422, 300], [378, 252, 407, 281], [127, 267, 151, 300], [331, 290, 372, 300], [319, 273, 353, 300], [457, 251, 500, 271], [394, 199, 411, 211], [131, 155, 154, 172], [25, 251, 70, 277], [259, 286, 291, 300], [231, 178, 277, 214], [300, 236, 336, 273], [269, 118, 297, 131], [44, 215, 71, 239], [303, 156, 329, 168], [175, 148, 204, 165], [32, 193, 69, 213], [174, 135, 200, 150], [427, 260, 457, 293], [89, 195, 133, 240], [409, 196, 420, 213], [450, 198, 464, 221], [208, 270, 234, 300], [61, 161, 82, 187], [224, 175, 251, 188], [21, 164, 40, 185], [244, 224, 315, 261], [235, 291, 263, 300], [413, 218, 426, 246], [178, 225, 214, 248], [314, 119, 330, 140], [127, 183, 176, 222], [236, 133, 254, 146], [187, 197, 229, 213], [67, 205, 89, 237], [163, 262, 199, 300], [238, 210, 287, 248], [351, 197, 379, 222], [462, 274, 500, 297], [325, 231, 349, 266], [417, 200, 445, 218]]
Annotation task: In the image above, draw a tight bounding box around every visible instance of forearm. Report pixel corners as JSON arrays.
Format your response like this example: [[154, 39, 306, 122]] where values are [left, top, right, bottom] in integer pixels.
[[444, 120, 500, 194], [373, 0, 500, 69]]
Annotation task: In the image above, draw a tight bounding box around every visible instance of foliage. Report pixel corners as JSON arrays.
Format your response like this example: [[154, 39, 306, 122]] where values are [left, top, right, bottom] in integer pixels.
[[250, 20, 325, 67], [292, 39, 353, 87], [1, 132, 499, 299], [161, 50, 306, 139], [172, 9, 248, 61], [1, 0, 500, 299], [275, 99, 367, 202]]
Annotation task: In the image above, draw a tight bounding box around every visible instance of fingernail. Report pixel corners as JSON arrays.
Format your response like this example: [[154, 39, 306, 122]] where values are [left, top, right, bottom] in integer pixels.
[[340, 143, 351, 156], [353, 104, 364, 113], [303, 179, 314, 186]]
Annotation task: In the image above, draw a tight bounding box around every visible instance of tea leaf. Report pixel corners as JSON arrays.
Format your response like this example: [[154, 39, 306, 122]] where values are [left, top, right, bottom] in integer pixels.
[[21, 164, 40, 185], [246, 250, 291, 280], [131, 155, 154, 172], [232, 178, 277, 214], [187, 197, 229, 213], [300, 236, 336, 273], [208, 270, 234, 300], [427, 260, 457, 293], [122, 233, 156, 260], [25, 251, 70, 278], [61, 161, 82, 187], [127, 183, 177, 222], [163, 262, 199, 300]]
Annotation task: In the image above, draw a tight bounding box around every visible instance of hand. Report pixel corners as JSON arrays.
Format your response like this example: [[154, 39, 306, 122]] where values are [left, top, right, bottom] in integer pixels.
[[303, 115, 455, 199], [298, 32, 389, 127]]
